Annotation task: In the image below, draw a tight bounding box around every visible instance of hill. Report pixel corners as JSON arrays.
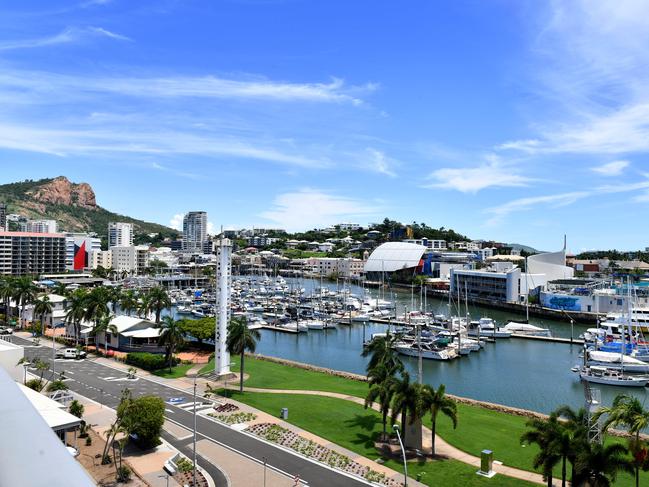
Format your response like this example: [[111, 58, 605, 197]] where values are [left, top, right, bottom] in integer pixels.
[[0, 176, 179, 242]]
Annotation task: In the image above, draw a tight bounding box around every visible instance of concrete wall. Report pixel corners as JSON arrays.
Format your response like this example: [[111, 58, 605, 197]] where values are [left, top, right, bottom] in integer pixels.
[[0, 339, 25, 382]]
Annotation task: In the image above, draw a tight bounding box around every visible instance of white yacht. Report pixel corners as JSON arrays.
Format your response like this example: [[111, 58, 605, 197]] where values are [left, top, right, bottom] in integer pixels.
[[586, 350, 649, 373], [578, 366, 649, 387], [503, 322, 552, 337], [394, 341, 457, 361], [467, 318, 512, 338]]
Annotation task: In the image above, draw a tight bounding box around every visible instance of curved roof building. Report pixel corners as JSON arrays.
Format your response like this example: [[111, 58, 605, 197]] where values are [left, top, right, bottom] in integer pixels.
[[364, 242, 427, 273]]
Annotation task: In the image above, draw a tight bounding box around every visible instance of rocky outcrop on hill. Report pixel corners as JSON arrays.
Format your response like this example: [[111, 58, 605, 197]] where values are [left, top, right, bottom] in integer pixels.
[[28, 176, 97, 209]]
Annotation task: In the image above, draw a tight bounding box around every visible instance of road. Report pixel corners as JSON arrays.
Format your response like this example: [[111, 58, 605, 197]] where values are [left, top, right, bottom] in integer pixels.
[[17, 336, 369, 487]]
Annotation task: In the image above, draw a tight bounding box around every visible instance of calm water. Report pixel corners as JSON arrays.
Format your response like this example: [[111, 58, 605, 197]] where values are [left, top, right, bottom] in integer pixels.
[[180, 277, 648, 414]]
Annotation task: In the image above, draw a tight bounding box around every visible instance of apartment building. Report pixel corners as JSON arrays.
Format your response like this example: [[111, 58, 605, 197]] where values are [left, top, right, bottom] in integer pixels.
[[24, 220, 58, 234], [108, 222, 134, 248], [110, 245, 150, 274], [403, 238, 447, 250], [65, 233, 101, 271], [182, 211, 207, 252], [0, 231, 66, 275]]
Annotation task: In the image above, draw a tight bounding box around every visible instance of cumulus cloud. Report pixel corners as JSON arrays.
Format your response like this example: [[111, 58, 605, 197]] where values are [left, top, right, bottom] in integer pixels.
[[425, 158, 533, 193], [259, 189, 379, 232], [169, 213, 183, 231]]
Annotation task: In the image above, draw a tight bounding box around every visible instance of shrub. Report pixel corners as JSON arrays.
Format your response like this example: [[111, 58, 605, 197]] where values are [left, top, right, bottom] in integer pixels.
[[125, 352, 178, 371], [85, 436, 92, 446], [176, 457, 193, 473], [46, 379, 69, 393], [25, 379, 43, 391], [69, 400, 85, 418], [116, 465, 131, 482], [121, 396, 165, 450]]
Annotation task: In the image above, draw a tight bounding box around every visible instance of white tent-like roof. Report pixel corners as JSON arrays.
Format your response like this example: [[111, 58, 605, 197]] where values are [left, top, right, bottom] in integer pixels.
[[364, 242, 427, 273], [19, 384, 81, 431], [121, 328, 161, 339]]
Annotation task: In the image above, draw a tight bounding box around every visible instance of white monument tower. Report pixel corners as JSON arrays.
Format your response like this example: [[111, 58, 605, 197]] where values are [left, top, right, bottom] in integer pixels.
[[215, 238, 232, 376]]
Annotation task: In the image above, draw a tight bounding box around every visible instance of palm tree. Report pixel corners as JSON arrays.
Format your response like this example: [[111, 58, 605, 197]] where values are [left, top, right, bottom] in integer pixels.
[[593, 394, 649, 487], [83, 287, 110, 328], [65, 289, 87, 345], [361, 331, 403, 374], [13, 277, 38, 329], [226, 315, 261, 392], [573, 441, 633, 487], [119, 290, 138, 317], [144, 287, 171, 323], [423, 384, 458, 457], [390, 372, 427, 448], [92, 314, 118, 355], [521, 416, 563, 487], [0, 276, 14, 323], [364, 364, 397, 440], [33, 296, 53, 336], [157, 316, 185, 372]]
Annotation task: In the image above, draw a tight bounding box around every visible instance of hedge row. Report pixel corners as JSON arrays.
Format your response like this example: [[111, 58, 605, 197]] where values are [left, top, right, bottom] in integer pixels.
[[125, 352, 178, 371]]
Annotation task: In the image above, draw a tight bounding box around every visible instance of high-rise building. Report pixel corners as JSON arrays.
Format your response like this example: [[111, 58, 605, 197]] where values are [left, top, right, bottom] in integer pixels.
[[25, 220, 58, 234], [108, 222, 134, 248], [110, 245, 150, 274], [65, 233, 102, 271], [0, 231, 66, 275], [182, 211, 207, 252], [0, 204, 6, 230]]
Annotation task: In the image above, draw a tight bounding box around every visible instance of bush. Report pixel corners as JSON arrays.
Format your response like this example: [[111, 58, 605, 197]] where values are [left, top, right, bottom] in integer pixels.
[[120, 396, 165, 450], [25, 379, 43, 391], [46, 379, 69, 393], [176, 457, 193, 473], [116, 465, 131, 482], [85, 436, 92, 446], [125, 352, 178, 371], [69, 400, 85, 419]]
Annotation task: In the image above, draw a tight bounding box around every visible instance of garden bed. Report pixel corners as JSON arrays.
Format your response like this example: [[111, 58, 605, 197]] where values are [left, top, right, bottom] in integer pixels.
[[248, 423, 402, 487]]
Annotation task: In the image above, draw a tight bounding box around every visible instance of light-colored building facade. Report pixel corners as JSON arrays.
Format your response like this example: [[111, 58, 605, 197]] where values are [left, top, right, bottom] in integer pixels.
[[108, 222, 134, 248], [24, 219, 58, 234], [110, 245, 150, 274], [65, 233, 101, 271], [403, 238, 447, 250], [182, 211, 207, 252], [90, 249, 113, 269], [0, 231, 66, 275], [307, 257, 365, 278], [450, 267, 522, 303]]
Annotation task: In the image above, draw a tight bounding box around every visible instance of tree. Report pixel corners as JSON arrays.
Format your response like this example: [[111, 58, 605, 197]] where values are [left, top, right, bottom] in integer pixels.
[[593, 394, 649, 487], [102, 389, 132, 464], [92, 266, 110, 279], [92, 313, 118, 355], [390, 372, 427, 448], [83, 287, 110, 328], [69, 400, 84, 419], [33, 296, 53, 335], [573, 442, 633, 487], [361, 331, 403, 374], [364, 364, 397, 441], [119, 290, 138, 317], [552, 405, 589, 485], [521, 416, 562, 487], [157, 316, 185, 371], [120, 395, 165, 450], [144, 287, 171, 323], [226, 315, 260, 392], [13, 277, 38, 329], [0, 277, 15, 323], [46, 379, 69, 393], [423, 384, 458, 457], [179, 317, 215, 345], [65, 289, 88, 345]]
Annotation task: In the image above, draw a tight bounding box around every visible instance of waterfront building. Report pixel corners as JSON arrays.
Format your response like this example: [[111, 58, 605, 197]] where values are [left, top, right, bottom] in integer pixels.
[[527, 244, 574, 281], [24, 219, 58, 234], [0, 231, 66, 275], [93, 315, 163, 353], [364, 241, 427, 281], [65, 233, 101, 271], [182, 211, 207, 252], [450, 266, 522, 303], [306, 257, 365, 278], [108, 222, 134, 248], [403, 238, 447, 250]]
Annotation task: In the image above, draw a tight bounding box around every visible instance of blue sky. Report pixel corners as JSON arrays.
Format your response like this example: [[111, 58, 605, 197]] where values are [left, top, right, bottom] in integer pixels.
[[0, 0, 648, 251]]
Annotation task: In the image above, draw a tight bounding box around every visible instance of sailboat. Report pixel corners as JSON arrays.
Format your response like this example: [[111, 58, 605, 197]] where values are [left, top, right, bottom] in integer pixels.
[[505, 257, 552, 337]]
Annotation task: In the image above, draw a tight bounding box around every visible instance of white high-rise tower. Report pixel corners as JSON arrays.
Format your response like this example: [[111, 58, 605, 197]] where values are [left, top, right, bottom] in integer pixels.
[[182, 211, 207, 252], [108, 222, 134, 247], [215, 238, 232, 376]]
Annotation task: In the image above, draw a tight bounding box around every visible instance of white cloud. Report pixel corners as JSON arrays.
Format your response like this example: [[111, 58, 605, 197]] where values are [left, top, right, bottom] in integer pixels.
[[591, 160, 630, 176], [364, 148, 397, 177], [485, 192, 589, 226], [499, 2, 649, 156], [0, 26, 130, 51], [169, 213, 184, 231], [425, 158, 533, 193], [259, 189, 379, 232]]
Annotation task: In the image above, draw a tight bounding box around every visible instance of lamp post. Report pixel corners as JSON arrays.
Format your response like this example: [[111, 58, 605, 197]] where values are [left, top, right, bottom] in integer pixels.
[[21, 361, 31, 384], [190, 370, 214, 487], [393, 424, 408, 487]]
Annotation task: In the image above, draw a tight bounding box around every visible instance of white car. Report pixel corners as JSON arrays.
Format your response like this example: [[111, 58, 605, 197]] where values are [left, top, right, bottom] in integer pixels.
[[66, 446, 79, 457], [55, 348, 87, 359]]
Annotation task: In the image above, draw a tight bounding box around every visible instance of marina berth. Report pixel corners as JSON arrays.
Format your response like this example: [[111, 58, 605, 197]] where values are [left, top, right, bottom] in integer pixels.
[[577, 366, 649, 387], [503, 321, 552, 337]]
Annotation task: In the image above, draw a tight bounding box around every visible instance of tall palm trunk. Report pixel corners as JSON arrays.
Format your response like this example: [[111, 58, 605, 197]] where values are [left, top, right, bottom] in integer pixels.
[[240, 350, 245, 392], [401, 410, 407, 444], [431, 416, 437, 456], [561, 455, 566, 487]]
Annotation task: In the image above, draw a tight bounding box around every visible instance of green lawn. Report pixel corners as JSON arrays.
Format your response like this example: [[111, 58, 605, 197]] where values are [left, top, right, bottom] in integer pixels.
[[201, 355, 368, 397], [207, 355, 642, 487], [151, 363, 194, 378], [228, 390, 534, 487]]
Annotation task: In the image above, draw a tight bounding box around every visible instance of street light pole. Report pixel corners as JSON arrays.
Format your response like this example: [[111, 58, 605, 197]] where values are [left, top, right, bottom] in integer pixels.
[[393, 424, 408, 487], [193, 373, 197, 487]]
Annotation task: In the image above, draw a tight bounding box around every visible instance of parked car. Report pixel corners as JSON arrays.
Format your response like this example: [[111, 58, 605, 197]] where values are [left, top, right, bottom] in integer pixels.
[[0, 327, 13, 335], [55, 348, 87, 359]]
